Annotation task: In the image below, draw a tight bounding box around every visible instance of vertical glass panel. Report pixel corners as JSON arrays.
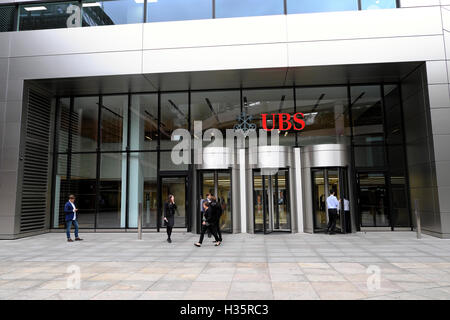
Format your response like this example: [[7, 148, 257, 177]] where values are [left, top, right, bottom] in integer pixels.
[[129, 152, 157, 228], [147, 0, 212, 22], [97, 153, 125, 228], [53, 155, 69, 228], [243, 88, 296, 146], [160, 151, 189, 171], [82, 0, 144, 26], [160, 92, 189, 150], [0, 6, 16, 32], [253, 171, 264, 232], [161, 176, 187, 228], [296, 86, 350, 146], [130, 94, 158, 151], [312, 169, 326, 231], [57, 98, 71, 153], [384, 85, 403, 145], [72, 96, 99, 152], [275, 170, 290, 230], [361, 0, 397, 10], [200, 172, 215, 200], [70, 153, 97, 228], [100, 95, 127, 151], [351, 86, 384, 144], [328, 169, 341, 231], [191, 90, 241, 146], [354, 145, 385, 167], [19, 2, 81, 31], [358, 172, 389, 227], [391, 176, 410, 227], [265, 175, 273, 233], [287, 0, 358, 14], [216, 0, 284, 19], [217, 171, 232, 233]]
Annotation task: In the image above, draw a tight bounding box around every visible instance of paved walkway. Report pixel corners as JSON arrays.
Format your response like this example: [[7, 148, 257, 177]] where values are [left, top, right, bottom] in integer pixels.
[[0, 232, 450, 300]]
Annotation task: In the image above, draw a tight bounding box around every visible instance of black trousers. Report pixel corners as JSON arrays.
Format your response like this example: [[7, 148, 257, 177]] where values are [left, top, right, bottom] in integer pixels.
[[166, 226, 173, 239], [216, 223, 222, 242], [344, 210, 351, 233], [327, 209, 338, 233], [199, 224, 220, 244]]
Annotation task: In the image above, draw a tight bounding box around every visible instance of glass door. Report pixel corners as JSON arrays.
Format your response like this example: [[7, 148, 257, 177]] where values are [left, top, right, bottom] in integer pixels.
[[199, 170, 232, 233], [159, 175, 188, 229], [253, 169, 291, 233], [312, 167, 349, 233], [357, 172, 390, 228]]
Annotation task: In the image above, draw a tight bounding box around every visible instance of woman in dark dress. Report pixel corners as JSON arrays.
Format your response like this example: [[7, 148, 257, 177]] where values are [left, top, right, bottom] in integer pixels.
[[164, 194, 176, 243]]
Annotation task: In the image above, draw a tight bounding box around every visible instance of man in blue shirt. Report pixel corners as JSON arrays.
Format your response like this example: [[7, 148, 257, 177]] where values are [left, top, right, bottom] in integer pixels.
[[326, 190, 339, 235], [64, 194, 83, 242]]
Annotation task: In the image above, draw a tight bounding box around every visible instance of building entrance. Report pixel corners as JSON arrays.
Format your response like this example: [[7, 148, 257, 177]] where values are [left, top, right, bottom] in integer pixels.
[[312, 167, 350, 233], [158, 174, 188, 231], [253, 169, 291, 234]]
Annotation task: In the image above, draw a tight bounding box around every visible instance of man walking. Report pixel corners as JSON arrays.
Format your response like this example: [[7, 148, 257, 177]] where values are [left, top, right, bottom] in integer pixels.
[[326, 190, 339, 235], [194, 201, 221, 247], [210, 195, 223, 242], [64, 195, 83, 242]]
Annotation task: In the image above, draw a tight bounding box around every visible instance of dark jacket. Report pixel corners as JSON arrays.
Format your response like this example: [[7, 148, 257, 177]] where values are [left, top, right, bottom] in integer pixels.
[[209, 201, 222, 225], [164, 201, 177, 227], [203, 207, 215, 226], [64, 201, 76, 222]]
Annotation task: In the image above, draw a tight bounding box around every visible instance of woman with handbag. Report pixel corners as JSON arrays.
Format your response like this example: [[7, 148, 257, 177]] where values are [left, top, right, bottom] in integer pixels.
[[163, 194, 176, 243], [194, 201, 221, 247]]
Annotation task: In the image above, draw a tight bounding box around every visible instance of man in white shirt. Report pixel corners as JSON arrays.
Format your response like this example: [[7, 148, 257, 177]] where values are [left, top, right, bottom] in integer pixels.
[[326, 190, 339, 235]]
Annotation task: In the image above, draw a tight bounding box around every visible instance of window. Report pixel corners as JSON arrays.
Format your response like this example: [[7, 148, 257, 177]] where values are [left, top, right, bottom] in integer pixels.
[[287, 0, 358, 14], [215, 0, 284, 19], [147, 0, 212, 22], [160, 92, 189, 150], [130, 94, 158, 151], [361, 0, 397, 10], [82, 0, 144, 26], [19, 2, 81, 31], [100, 95, 127, 151], [0, 6, 15, 32]]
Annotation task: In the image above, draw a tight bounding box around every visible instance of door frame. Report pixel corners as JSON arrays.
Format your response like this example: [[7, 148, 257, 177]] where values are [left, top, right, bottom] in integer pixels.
[[197, 169, 233, 234], [252, 168, 292, 234], [311, 167, 349, 234], [157, 171, 190, 232]]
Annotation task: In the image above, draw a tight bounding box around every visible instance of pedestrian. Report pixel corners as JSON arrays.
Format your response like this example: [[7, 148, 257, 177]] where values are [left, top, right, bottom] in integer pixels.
[[164, 194, 176, 243], [326, 190, 339, 235], [343, 197, 351, 233], [210, 195, 223, 242], [64, 194, 83, 242], [194, 201, 221, 247]]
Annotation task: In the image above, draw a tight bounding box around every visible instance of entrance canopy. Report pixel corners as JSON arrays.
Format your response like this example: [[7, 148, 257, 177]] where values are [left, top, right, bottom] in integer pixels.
[[33, 62, 422, 96]]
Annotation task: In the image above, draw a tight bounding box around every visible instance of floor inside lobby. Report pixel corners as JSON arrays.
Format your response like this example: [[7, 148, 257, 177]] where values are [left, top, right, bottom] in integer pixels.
[[0, 232, 450, 300]]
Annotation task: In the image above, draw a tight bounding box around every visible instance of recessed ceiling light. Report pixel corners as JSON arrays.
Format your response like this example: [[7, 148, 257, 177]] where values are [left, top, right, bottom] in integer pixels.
[[82, 2, 101, 7], [24, 6, 47, 11], [134, 0, 145, 3]]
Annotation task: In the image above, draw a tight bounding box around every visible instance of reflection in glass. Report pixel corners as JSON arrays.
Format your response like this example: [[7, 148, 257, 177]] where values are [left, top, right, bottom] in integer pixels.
[[312, 169, 327, 230], [70, 153, 97, 228], [82, 0, 144, 26], [215, 0, 284, 18], [19, 2, 81, 31], [147, 0, 212, 22], [53, 155, 69, 228], [351, 85, 384, 145], [101, 95, 127, 151], [57, 98, 71, 153], [287, 0, 358, 14], [253, 172, 264, 232], [354, 145, 385, 167], [130, 94, 158, 150], [160, 151, 189, 171], [161, 177, 187, 228], [72, 96, 99, 152], [217, 171, 232, 233], [97, 153, 126, 228], [129, 152, 157, 228], [160, 92, 189, 150], [296, 86, 350, 146], [358, 172, 389, 227], [361, 0, 397, 10]]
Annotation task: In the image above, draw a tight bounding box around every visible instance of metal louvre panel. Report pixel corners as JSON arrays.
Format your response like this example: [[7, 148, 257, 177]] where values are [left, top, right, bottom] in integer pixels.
[[0, 6, 15, 33], [19, 89, 51, 233]]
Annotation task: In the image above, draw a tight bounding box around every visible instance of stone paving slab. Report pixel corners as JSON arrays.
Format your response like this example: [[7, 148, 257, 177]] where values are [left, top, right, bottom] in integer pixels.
[[0, 232, 449, 300]]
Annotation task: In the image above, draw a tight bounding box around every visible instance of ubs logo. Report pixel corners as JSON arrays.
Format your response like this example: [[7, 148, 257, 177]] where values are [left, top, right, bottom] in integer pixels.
[[261, 113, 306, 132]]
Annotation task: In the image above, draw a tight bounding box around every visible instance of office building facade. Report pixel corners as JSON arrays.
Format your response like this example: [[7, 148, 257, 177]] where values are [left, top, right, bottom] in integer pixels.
[[1, 0, 450, 239]]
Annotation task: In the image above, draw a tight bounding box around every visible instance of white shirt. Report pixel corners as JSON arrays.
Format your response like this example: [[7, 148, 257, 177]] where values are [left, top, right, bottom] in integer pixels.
[[343, 199, 350, 211], [326, 195, 339, 209], [70, 201, 77, 220]]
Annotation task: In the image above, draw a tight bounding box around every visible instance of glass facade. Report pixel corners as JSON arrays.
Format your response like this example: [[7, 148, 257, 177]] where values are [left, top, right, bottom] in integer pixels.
[[1, 0, 400, 32], [52, 83, 411, 231]]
